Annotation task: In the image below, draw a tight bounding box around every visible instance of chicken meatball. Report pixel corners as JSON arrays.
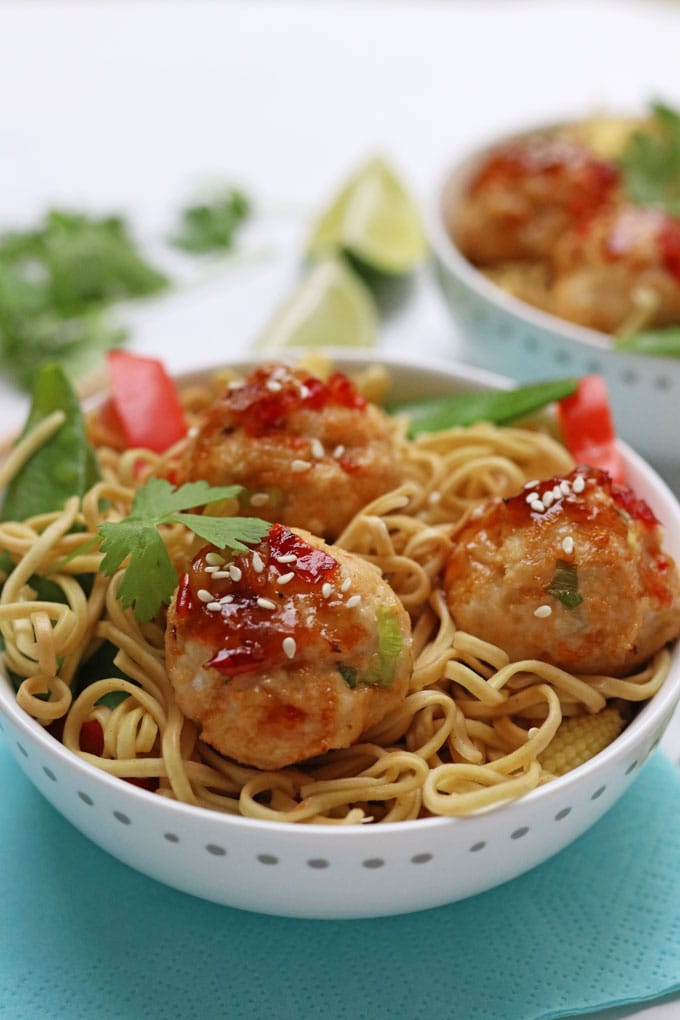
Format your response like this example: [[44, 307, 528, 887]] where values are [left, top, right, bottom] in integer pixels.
[[552, 204, 680, 333], [165, 523, 412, 769], [450, 136, 618, 266], [173, 362, 402, 540], [444, 466, 680, 676]]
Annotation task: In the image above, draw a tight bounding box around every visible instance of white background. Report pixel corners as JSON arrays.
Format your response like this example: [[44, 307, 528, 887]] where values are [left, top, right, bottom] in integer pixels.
[[2, 3, 680, 1016]]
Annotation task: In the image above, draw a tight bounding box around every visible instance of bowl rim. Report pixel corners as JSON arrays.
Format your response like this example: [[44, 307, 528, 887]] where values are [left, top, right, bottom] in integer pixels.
[[1, 348, 679, 838], [428, 115, 680, 369]]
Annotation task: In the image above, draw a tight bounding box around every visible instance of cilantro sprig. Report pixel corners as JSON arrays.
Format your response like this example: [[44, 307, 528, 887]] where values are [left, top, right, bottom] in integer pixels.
[[98, 477, 270, 622], [171, 188, 250, 253], [619, 101, 680, 216]]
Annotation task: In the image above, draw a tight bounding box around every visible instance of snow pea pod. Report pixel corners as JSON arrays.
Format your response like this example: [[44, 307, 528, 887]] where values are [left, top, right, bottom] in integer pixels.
[[388, 378, 578, 437]]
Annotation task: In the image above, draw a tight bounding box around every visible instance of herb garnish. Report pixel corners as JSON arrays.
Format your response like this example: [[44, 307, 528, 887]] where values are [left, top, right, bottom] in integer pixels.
[[97, 477, 270, 622], [171, 188, 250, 253], [619, 101, 680, 216], [545, 559, 583, 610], [388, 379, 578, 437], [0, 210, 168, 389]]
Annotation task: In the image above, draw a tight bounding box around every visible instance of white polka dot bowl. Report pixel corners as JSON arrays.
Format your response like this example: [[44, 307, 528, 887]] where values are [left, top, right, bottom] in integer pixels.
[[1, 351, 680, 920], [430, 125, 680, 489]]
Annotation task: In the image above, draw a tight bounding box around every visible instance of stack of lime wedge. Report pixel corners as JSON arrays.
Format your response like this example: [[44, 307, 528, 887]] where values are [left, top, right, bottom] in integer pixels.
[[255, 157, 426, 351]]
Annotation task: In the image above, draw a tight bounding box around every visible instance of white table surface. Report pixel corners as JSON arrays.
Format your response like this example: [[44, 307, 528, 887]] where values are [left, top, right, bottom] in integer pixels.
[[2, 2, 680, 1016]]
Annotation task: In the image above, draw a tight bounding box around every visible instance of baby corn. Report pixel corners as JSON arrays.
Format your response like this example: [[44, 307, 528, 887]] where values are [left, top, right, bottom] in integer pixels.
[[539, 708, 626, 776]]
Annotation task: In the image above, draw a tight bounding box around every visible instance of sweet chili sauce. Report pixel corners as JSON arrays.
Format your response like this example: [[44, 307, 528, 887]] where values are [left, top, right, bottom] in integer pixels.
[[222, 365, 367, 438], [174, 523, 365, 677]]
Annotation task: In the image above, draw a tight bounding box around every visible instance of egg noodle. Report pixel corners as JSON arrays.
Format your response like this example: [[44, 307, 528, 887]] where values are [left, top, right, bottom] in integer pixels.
[[0, 367, 671, 823]]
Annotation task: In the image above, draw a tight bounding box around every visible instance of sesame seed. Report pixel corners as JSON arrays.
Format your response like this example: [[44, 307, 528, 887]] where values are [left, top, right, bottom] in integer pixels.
[[212, 570, 231, 579], [526, 492, 540, 505], [560, 480, 572, 496], [562, 535, 575, 555], [542, 491, 554, 508], [299, 384, 310, 399], [524, 480, 539, 489], [572, 475, 585, 493], [345, 595, 361, 609], [291, 459, 312, 473], [552, 485, 563, 501], [282, 637, 296, 659], [250, 492, 269, 507], [206, 601, 223, 612], [534, 604, 552, 618], [530, 500, 546, 513], [204, 565, 218, 574], [310, 439, 324, 459], [228, 565, 243, 582], [276, 554, 297, 564], [227, 380, 244, 390], [252, 551, 265, 573], [332, 445, 345, 459], [278, 572, 295, 585], [257, 597, 277, 610], [341, 577, 352, 592], [206, 552, 225, 566], [266, 379, 283, 392], [220, 595, 233, 604], [321, 582, 333, 599], [197, 589, 214, 603]]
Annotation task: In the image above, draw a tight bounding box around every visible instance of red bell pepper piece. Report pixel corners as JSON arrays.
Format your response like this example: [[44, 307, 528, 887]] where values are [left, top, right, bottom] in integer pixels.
[[79, 719, 105, 756], [100, 350, 187, 453], [556, 375, 625, 483]]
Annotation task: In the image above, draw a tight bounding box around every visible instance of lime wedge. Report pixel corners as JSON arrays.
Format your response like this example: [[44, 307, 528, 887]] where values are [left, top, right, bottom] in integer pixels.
[[254, 257, 378, 351], [306, 157, 427, 275]]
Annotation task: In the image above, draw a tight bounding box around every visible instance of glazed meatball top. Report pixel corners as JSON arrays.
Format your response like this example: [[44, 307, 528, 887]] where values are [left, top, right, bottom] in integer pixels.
[[444, 466, 680, 676], [173, 362, 403, 540]]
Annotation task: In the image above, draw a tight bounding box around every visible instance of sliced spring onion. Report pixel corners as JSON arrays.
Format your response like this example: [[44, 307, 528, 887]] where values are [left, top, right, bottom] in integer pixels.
[[545, 560, 583, 610]]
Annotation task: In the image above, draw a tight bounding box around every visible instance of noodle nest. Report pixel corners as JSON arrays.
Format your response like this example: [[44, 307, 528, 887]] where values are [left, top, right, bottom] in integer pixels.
[[0, 367, 669, 825]]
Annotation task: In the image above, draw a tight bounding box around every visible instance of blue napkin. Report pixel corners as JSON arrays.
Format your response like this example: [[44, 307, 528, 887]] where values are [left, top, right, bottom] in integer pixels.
[[1, 739, 680, 1020]]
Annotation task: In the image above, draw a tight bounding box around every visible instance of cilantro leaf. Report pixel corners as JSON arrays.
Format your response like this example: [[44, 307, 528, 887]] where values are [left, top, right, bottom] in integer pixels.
[[0, 208, 169, 391], [113, 527, 178, 622], [127, 476, 243, 519], [97, 478, 270, 622], [619, 101, 680, 215], [173, 513, 271, 551], [171, 188, 250, 253]]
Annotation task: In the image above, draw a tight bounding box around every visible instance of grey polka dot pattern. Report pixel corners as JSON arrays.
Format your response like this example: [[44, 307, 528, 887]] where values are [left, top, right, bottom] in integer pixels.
[[1, 713, 667, 890], [205, 844, 227, 856]]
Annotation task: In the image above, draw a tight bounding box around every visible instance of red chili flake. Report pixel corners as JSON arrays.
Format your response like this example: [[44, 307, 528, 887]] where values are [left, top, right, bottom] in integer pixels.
[[611, 482, 659, 528], [205, 642, 267, 676], [267, 523, 338, 582]]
